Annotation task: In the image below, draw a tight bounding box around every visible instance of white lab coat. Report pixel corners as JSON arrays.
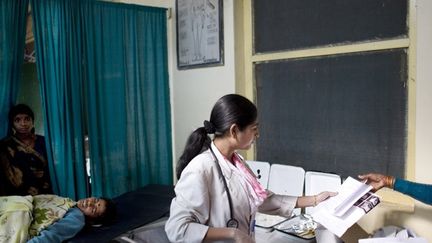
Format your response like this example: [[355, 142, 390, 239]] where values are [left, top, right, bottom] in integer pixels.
[[165, 142, 297, 243]]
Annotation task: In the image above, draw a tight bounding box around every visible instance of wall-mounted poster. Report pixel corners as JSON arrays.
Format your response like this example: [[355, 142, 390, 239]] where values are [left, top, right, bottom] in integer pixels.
[[176, 0, 224, 69]]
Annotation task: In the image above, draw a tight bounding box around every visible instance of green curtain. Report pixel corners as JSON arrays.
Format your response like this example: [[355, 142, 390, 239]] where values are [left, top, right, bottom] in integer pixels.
[[0, 0, 29, 137], [30, 0, 88, 200], [81, 1, 172, 198], [29, 0, 172, 199]]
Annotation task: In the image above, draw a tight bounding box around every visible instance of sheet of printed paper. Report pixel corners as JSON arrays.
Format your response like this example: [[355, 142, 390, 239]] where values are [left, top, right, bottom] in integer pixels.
[[311, 177, 377, 237]]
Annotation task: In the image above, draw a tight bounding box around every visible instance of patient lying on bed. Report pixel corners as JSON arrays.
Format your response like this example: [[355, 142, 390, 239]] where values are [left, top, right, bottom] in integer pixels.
[[0, 194, 116, 243]]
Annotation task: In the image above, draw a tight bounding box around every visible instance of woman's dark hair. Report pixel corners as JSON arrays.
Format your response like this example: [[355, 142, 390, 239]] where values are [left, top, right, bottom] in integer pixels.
[[8, 104, 35, 134], [176, 94, 257, 179], [8, 104, 34, 123], [90, 197, 117, 226]]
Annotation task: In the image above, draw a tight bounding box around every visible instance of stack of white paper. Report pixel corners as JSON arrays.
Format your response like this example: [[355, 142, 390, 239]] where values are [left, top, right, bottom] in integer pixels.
[[311, 177, 380, 237]]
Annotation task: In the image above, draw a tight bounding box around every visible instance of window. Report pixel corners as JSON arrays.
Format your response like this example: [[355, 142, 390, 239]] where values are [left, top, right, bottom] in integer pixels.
[[236, 0, 414, 178]]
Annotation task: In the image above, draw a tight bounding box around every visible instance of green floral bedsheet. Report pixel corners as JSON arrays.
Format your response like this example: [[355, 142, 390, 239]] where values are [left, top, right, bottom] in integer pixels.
[[0, 195, 76, 243], [29, 194, 76, 237], [0, 196, 33, 243]]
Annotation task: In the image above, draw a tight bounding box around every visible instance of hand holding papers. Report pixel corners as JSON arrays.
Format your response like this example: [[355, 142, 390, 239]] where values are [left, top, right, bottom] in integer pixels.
[[311, 177, 380, 237]]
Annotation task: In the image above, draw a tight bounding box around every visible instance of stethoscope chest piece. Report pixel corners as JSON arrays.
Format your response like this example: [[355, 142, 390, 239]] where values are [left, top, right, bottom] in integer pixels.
[[227, 218, 239, 228]]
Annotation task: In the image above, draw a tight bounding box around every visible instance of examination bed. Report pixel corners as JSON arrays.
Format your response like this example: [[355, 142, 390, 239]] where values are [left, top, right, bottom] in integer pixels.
[[68, 184, 175, 243]]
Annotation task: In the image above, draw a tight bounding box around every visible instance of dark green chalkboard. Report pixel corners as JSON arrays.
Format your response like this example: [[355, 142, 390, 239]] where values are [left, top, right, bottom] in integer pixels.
[[253, 0, 408, 53], [255, 49, 407, 178]]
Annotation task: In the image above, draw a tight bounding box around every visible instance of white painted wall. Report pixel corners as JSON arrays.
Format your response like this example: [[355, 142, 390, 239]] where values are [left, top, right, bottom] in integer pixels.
[[414, 0, 432, 184], [400, 1, 432, 238], [170, 0, 236, 167]]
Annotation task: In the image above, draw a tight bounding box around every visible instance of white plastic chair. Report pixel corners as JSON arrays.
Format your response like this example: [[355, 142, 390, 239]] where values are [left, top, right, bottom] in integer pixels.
[[268, 164, 305, 216], [304, 171, 341, 214], [246, 160, 270, 189]]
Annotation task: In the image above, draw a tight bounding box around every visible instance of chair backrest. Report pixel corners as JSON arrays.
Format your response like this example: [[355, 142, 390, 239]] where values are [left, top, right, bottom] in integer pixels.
[[246, 160, 271, 189], [268, 164, 305, 216], [304, 171, 341, 214]]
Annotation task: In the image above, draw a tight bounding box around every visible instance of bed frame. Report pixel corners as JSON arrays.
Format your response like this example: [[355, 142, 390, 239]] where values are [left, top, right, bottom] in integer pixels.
[[68, 184, 174, 242]]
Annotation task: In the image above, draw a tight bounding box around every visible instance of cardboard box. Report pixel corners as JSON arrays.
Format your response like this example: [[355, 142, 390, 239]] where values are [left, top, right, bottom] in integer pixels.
[[342, 224, 370, 243]]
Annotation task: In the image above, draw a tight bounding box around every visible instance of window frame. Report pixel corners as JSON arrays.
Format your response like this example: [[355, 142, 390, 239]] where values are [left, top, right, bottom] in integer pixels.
[[234, 0, 416, 180]]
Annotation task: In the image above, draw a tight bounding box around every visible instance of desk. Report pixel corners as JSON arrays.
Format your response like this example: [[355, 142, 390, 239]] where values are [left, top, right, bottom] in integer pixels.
[[114, 219, 342, 243], [256, 225, 342, 243]]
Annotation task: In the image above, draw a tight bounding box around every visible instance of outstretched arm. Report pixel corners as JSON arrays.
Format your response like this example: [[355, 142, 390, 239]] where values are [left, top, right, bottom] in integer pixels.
[[358, 173, 394, 191], [359, 173, 432, 205], [28, 207, 85, 243], [296, 191, 338, 208]]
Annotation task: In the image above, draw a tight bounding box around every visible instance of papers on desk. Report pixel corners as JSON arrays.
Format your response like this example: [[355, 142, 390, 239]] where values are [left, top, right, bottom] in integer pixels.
[[311, 177, 380, 237], [255, 213, 316, 240], [358, 226, 428, 243], [273, 214, 317, 240]]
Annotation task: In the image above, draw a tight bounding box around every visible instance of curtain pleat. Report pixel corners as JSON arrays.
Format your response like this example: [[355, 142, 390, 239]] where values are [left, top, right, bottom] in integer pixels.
[[30, 0, 88, 200], [82, 1, 172, 197], [30, 0, 172, 199], [0, 0, 29, 136]]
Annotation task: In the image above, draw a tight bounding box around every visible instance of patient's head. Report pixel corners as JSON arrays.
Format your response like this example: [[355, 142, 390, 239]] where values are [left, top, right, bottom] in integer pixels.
[[77, 197, 116, 225]]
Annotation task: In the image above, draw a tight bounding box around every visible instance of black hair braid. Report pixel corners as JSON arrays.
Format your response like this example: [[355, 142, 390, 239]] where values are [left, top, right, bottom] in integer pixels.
[[176, 127, 211, 179]]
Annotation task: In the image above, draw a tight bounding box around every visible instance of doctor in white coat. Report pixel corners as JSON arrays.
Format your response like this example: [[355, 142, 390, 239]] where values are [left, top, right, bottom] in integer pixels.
[[165, 94, 336, 243]]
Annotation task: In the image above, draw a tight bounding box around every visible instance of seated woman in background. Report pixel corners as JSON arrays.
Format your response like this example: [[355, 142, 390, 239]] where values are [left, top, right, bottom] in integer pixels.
[[0, 194, 116, 243], [359, 173, 432, 205], [0, 104, 52, 196]]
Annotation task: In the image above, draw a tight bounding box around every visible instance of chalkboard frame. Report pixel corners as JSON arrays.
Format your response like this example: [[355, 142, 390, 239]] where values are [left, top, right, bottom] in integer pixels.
[[254, 49, 408, 179]]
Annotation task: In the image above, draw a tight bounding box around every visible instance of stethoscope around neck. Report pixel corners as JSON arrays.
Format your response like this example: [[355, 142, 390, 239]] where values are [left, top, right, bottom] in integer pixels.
[[209, 146, 239, 228]]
